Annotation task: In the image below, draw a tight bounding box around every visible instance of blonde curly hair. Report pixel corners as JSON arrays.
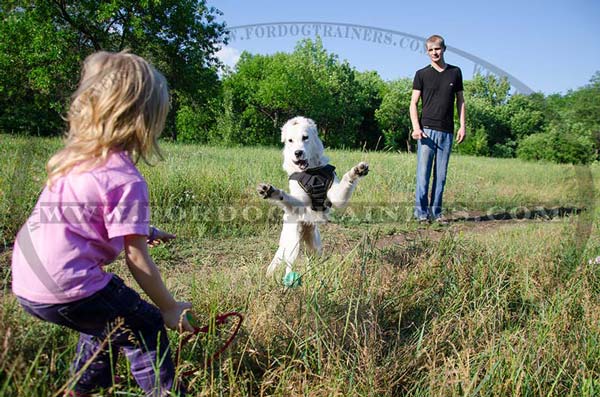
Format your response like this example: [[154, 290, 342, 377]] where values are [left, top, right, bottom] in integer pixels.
[[46, 50, 169, 186]]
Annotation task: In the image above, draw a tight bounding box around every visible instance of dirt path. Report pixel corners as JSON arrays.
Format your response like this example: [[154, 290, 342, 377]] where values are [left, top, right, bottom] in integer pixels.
[[326, 206, 582, 253], [0, 207, 584, 275]]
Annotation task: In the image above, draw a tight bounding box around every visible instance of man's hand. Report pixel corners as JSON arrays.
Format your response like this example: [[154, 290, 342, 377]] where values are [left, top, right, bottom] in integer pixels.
[[412, 129, 425, 140], [456, 126, 466, 144]]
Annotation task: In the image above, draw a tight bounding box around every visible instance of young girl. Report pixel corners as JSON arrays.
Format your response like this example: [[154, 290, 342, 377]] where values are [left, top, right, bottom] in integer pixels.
[[11, 51, 193, 396]]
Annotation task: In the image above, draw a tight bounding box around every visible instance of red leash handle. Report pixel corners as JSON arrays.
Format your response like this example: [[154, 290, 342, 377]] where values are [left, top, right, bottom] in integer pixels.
[[176, 312, 244, 377]]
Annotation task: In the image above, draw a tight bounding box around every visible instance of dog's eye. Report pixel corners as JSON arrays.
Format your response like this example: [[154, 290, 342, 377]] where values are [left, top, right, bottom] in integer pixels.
[[302, 135, 309, 141], [288, 139, 293, 143]]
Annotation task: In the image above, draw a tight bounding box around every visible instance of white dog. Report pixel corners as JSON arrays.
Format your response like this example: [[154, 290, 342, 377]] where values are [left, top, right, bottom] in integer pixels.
[[257, 116, 369, 278]]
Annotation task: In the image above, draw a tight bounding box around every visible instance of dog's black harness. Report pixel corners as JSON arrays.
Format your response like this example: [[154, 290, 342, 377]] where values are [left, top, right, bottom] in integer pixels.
[[289, 165, 336, 211]]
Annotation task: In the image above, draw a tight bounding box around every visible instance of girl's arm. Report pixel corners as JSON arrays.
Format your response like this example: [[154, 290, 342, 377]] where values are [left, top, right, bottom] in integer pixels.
[[124, 234, 193, 332]]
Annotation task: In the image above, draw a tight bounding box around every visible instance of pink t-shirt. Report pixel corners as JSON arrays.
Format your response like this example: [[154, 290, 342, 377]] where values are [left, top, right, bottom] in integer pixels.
[[11, 151, 150, 304]]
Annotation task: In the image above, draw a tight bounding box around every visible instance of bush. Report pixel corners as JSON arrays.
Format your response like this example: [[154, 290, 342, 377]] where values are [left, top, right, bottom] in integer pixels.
[[381, 129, 410, 151], [454, 126, 489, 156], [175, 105, 208, 143], [375, 79, 412, 151], [490, 140, 517, 158], [516, 129, 596, 164]]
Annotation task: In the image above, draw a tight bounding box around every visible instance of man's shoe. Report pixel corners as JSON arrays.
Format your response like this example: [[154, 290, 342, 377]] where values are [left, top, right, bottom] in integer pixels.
[[433, 216, 449, 225]]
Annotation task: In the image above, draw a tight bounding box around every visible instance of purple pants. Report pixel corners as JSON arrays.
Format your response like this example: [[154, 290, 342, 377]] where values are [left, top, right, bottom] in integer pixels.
[[17, 275, 184, 396]]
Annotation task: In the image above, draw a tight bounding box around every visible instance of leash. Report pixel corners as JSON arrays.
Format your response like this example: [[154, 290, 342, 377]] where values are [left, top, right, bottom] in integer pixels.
[[175, 312, 244, 377]]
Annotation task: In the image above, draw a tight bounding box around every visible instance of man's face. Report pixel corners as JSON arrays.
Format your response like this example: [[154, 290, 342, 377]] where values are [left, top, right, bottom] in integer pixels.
[[427, 41, 445, 63]]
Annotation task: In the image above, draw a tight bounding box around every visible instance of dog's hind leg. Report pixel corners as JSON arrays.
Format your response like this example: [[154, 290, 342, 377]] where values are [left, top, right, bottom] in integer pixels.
[[302, 223, 322, 256], [267, 222, 301, 276], [266, 253, 282, 276], [301, 224, 322, 277]]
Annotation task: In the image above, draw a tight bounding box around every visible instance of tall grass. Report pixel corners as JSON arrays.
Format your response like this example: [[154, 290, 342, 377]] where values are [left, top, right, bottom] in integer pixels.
[[1, 134, 599, 396], [2, 135, 591, 243]]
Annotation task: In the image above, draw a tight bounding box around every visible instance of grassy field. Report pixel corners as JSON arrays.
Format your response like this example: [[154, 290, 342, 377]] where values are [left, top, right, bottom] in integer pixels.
[[1, 134, 599, 396]]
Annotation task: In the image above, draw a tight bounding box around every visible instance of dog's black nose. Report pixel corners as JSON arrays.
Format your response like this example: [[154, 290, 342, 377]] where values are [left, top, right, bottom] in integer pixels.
[[294, 150, 304, 158]]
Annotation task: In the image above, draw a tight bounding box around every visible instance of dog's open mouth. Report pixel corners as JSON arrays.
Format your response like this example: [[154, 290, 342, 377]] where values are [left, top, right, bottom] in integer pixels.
[[293, 159, 309, 170]]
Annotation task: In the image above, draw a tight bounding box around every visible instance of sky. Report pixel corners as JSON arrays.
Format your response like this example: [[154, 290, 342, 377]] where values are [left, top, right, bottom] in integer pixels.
[[212, 0, 600, 95]]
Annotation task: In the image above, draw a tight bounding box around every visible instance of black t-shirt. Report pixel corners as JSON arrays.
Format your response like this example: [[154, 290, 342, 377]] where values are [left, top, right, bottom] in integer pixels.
[[412, 64, 463, 133]]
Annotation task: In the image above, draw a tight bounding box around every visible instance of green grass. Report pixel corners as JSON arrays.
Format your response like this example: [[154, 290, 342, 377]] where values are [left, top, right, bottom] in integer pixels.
[[1, 134, 599, 396]]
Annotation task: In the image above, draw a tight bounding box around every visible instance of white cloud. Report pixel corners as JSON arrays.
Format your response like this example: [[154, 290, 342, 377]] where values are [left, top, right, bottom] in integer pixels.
[[216, 46, 241, 69]]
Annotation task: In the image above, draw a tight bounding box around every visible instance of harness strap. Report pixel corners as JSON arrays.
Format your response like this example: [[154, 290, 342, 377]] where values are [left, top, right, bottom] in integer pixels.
[[289, 164, 336, 211]]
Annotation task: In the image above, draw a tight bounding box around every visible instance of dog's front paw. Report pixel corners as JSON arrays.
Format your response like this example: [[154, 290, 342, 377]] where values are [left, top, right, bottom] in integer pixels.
[[353, 162, 369, 177], [257, 183, 280, 200]]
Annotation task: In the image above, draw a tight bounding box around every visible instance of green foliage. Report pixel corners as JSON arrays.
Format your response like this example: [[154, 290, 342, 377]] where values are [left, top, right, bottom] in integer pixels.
[[516, 125, 597, 164], [354, 70, 385, 149], [219, 38, 382, 148], [463, 75, 552, 158], [559, 74, 600, 160], [375, 78, 413, 151], [176, 105, 204, 143], [0, 6, 80, 134], [518, 74, 600, 163], [504, 93, 547, 140], [454, 126, 490, 156], [0, 0, 227, 138], [212, 88, 243, 146], [466, 73, 511, 106], [175, 97, 221, 144], [516, 133, 550, 162], [463, 75, 514, 151], [562, 72, 600, 131], [490, 140, 517, 158]]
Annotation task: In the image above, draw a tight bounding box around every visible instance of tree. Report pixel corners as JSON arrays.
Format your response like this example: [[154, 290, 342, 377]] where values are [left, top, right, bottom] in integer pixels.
[[354, 71, 385, 150], [0, 1, 227, 138], [0, 6, 80, 133], [463, 74, 513, 156], [503, 93, 546, 140], [466, 73, 510, 106], [218, 38, 372, 148], [565, 71, 600, 129], [374, 78, 413, 151], [289, 38, 365, 147], [533, 72, 600, 162]]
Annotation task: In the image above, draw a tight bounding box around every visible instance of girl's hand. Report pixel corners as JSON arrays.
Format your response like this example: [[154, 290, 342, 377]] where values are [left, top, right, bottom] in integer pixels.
[[147, 226, 176, 247], [161, 301, 194, 333]]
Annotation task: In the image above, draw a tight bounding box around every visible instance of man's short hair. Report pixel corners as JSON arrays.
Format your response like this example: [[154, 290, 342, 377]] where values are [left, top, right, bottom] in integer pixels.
[[426, 35, 446, 49]]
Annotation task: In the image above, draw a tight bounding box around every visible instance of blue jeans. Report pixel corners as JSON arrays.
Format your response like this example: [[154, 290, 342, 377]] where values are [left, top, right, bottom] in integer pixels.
[[415, 128, 454, 220], [17, 275, 184, 396]]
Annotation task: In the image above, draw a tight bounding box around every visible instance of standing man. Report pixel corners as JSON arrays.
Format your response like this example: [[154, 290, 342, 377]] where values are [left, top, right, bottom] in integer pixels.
[[410, 34, 466, 223]]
